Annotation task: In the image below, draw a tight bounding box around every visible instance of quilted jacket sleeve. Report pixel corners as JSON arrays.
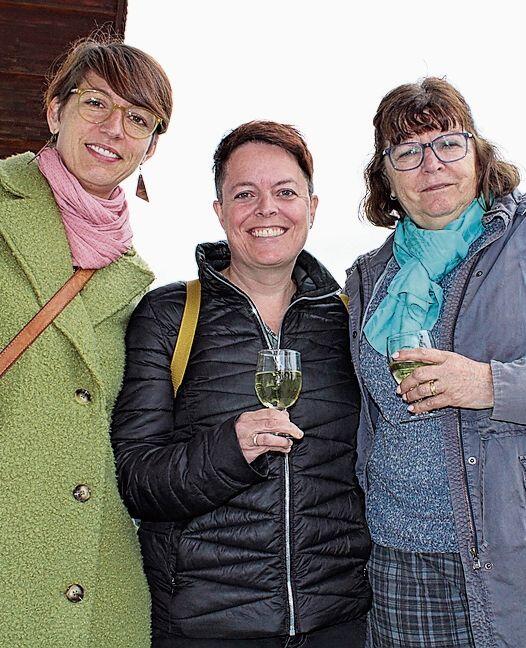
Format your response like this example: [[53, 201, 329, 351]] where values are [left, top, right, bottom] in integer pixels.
[[111, 292, 268, 522]]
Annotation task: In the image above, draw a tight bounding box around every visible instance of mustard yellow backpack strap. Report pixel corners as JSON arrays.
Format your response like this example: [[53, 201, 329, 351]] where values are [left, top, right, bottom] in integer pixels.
[[338, 293, 349, 309], [170, 279, 201, 396]]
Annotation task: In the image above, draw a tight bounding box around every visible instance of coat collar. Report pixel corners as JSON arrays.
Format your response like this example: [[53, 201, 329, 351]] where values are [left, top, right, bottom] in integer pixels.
[[0, 153, 154, 386], [482, 190, 523, 226], [195, 240, 341, 299]]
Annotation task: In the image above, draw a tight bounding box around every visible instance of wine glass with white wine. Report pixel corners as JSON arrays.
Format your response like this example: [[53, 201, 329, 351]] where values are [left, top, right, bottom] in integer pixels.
[[255, 349, 302, 413], [387, 330, 441, 421]]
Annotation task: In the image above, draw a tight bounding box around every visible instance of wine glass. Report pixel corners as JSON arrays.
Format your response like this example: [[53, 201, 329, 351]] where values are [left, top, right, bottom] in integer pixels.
[[387, 330, 434, 384], [387, 330, 440, 421], [255, 349, 302, 411]]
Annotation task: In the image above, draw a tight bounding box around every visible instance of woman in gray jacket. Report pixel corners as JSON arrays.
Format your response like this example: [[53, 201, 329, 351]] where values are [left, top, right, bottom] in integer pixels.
[[345, 77, 525, 648]]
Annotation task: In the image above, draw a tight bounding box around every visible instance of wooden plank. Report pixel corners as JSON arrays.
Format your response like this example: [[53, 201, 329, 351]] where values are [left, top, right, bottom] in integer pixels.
[[0, 140, 44, 159], [0, 6, 124, 75], [0, 73, 47, 141], [0, 1, 119, 14]]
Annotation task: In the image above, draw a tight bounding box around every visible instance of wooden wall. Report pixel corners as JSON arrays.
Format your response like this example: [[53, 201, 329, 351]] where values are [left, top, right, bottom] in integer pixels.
[[0, 0, 127, 158]]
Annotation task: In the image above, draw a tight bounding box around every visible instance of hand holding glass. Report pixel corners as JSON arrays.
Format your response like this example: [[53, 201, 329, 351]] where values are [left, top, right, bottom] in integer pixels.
[[387, 330, 435, 384], [387, 330, 439, 420]]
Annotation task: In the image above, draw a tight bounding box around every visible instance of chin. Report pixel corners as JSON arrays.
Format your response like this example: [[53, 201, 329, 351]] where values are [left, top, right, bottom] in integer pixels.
[[423, 199, 457, 218], [253, 254, 295, 268]]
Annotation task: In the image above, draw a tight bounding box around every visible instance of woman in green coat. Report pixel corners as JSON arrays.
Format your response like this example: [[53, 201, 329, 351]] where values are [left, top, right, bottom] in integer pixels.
[[0, 37, 172, 648]]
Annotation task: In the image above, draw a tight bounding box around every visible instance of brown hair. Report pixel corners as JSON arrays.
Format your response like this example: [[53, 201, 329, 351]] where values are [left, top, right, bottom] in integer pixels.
[[362, 77, 520, 227], [213, 120, 314, 200], [44, 34, 172, 135]]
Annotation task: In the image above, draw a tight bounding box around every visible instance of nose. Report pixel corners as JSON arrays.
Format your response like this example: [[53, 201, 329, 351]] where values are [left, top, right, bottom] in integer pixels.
[[256, 191, 278, 217], [99, 107, 125, 139], [421, 144, 444, 173]]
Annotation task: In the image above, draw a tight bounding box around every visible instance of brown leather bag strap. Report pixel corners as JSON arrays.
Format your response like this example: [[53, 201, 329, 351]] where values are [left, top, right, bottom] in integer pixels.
[[0, 268, 96, 379]]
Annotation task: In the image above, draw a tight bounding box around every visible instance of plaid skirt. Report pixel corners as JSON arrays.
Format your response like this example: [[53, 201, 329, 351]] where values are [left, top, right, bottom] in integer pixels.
[[368, 543, 476, 648]]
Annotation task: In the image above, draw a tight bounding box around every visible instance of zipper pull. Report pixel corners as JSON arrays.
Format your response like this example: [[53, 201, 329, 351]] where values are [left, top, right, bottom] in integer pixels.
[[470, 546, 481, 570]]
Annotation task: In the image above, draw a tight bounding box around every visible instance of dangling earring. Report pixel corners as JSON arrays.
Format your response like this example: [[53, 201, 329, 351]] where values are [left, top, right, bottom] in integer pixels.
[[136, 164, 149, 202], [390, 193, 397, 200], [27, 132, 58, 164]]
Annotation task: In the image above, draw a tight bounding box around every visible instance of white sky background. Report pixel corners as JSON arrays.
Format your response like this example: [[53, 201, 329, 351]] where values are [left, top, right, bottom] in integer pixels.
[[122, 0, 526, 288]]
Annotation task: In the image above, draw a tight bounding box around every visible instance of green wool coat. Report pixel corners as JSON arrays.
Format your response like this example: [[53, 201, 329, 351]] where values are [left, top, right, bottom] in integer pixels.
[[0, 153, 154, 648]]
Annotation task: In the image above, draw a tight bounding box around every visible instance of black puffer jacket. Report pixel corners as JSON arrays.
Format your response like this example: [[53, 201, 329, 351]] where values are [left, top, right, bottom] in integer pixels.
[[111, 241, 371, 640]]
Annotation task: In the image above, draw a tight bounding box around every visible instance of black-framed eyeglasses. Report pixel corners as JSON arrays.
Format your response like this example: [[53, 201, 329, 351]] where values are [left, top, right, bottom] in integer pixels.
[[70, 88, 161, 139], [383, 131, 474, 171]]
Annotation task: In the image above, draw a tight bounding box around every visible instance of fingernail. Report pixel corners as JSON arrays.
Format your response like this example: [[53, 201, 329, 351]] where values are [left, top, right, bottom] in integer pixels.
[[407, 405, 414, 412], [392, 351, 399, 359], [401, 394, 407, 402], [396, 386, 401, 394]]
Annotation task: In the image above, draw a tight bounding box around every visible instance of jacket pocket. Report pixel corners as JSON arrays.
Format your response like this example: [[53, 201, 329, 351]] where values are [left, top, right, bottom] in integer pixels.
[[479, 438, 526, 549], [167, 525, 180, 592], [166, 525, 183, 634]]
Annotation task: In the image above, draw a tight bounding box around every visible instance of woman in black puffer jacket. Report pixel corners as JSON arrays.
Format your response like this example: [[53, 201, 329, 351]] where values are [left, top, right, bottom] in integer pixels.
[[111, 121, 371, 648]]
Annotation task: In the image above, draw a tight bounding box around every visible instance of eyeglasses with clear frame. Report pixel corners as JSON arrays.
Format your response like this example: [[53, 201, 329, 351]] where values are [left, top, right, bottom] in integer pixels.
[[70, 88, 161, 139], [383, 131, 474, 171]]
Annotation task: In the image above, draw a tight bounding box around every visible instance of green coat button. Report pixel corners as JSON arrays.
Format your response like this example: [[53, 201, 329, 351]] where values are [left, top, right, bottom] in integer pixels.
[[75, 389, 92, 404], [65, 583, 84, 602], [73, 484, 92, 502]]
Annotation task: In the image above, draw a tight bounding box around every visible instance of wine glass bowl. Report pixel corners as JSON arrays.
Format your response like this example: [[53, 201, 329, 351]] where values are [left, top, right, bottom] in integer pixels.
[[386, 330, 442, 422], [387, 330, 434, 384], [255, 349, 302, 411]]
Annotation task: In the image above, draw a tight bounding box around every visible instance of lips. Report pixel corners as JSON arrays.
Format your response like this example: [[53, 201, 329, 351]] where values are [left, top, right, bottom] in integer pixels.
[[421, 183, 452, 192], [248, 226, 287, 238], [85, 143, 122, 160]]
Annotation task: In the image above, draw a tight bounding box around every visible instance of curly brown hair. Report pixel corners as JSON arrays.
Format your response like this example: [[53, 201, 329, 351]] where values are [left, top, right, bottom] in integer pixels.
[[362, 77, 520, 227]]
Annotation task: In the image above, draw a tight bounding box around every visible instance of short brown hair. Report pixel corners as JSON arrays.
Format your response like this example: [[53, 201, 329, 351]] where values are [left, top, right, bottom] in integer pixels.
[[213, 120, 314, 200], [44, 35, 172, 134], [362, 77, 520, 227]]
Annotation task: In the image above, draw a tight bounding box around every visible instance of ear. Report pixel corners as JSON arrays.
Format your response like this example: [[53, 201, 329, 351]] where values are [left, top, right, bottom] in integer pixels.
[[382, 165, 395, 192], [143, 133, 158, 163], [309, 194, 318, 229], [46, 97, 61, 134], [213, 199, 226, 230]]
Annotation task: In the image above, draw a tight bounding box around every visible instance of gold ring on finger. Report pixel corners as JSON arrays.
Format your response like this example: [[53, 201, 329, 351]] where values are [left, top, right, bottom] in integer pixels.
[[429, 379, 437, 397]]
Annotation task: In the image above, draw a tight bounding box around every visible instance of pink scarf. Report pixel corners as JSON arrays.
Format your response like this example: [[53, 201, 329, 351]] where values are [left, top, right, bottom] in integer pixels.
[[37, 148, 133, 269]]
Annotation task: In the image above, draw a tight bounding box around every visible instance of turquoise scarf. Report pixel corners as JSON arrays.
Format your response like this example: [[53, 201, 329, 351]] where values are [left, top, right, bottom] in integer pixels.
[[364, 198, 486, 355]]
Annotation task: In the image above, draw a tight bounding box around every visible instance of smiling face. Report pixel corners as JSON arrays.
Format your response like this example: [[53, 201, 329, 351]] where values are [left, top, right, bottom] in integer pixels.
[[213, 142, 318, 277], [46, 71, 157, 199], [384, 128, 478, 230]]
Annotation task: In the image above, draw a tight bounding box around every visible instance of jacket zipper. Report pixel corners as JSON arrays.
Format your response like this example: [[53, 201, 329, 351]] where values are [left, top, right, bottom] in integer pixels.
[[283, 453, 295, 634], [277, 293, 339, 636], [456, 416, 481, 570], [211, 269, 340, 634]]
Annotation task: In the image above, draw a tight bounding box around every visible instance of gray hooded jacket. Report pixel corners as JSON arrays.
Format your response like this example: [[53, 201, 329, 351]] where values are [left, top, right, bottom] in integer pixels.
[[345, 192, 526, 648]]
